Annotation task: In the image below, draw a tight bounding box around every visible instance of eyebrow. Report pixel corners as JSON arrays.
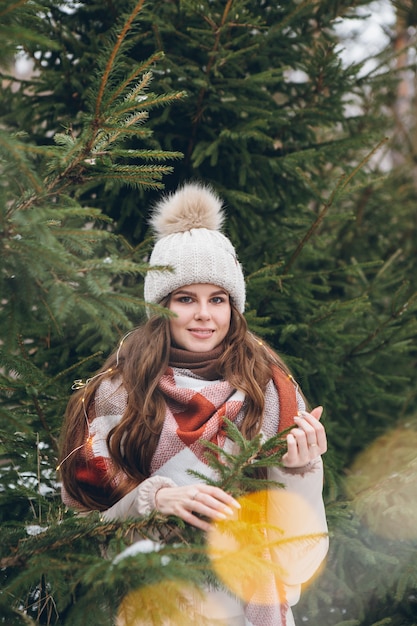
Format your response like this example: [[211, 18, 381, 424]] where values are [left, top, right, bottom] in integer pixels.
[[172, 289, 228, 297]]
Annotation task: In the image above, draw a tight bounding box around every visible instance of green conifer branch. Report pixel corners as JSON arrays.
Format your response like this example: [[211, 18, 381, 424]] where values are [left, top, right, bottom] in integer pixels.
[[95, 0, 147, 118], [0, 131, 43, 195], [187, 419, 290, 497], [104, 51, 165, 108], [282, 137, 390, 275]]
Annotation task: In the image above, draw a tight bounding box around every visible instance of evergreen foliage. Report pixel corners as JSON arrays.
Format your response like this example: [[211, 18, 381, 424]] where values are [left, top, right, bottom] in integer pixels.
[[1, 0, 417, 624]]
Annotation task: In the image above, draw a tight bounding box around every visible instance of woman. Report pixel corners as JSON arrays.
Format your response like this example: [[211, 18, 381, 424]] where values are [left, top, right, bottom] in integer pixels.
[[59, 183, 328, 625]]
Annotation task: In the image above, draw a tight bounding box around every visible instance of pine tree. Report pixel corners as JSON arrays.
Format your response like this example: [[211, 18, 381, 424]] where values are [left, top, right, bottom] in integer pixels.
[[1, 1, 417, 625]]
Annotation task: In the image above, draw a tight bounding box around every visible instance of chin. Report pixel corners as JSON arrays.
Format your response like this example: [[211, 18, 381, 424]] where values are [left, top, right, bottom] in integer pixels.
[[188, 344, 217, 353]]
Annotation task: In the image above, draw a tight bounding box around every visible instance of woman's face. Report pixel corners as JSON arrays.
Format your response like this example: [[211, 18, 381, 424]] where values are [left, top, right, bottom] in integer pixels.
[[168, 283, 231, 352]]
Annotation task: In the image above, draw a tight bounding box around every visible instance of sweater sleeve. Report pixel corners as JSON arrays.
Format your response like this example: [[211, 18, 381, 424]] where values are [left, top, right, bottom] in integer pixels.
[[101, 475, 177, 521], [267, 457, 329, 603]]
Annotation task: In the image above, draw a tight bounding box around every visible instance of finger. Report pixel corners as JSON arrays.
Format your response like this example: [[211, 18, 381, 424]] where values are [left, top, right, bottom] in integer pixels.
[[170, 495, 228, 531], [282, 433, 298, 465], [308, 443, 320, 457], [181, 510, 212, 532], [297, 406, 323, 422], [295, 411, 327, 449], [285, 419, 328, 466], [283, 432, 311, 467], [314, 423, 327, 452], [310, 406, 323, 420], [197, 486, 241, 510], [297, 407, 323, 424], [293, 424, 326, 456], [191, 492, 235, 518], [293, 416, 317, 446], [290, 427, 313, 457]]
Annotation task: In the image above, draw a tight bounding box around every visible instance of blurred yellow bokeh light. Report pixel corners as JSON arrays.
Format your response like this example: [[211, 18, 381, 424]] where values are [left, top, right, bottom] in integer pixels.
[[116, 579, 206, 626], [346, 422, 417, 540], [207, 489, 327, 605]]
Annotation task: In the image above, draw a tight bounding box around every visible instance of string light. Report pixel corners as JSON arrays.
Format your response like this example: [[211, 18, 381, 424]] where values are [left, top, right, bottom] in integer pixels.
[[57, 330, 135, 472], [71, 367, 113, 391], [287, 373, 299, 394], [115, 330, 134, 366], [58, 329, 300, 472], [56, 444, 88, 471]]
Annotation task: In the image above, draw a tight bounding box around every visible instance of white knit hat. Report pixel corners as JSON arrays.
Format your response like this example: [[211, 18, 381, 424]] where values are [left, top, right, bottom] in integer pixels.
[[144, 183, 246, 312]]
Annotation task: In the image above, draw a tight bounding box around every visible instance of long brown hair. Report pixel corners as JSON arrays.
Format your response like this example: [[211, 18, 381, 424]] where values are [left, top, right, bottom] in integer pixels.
[[59, 303, 295, 510]]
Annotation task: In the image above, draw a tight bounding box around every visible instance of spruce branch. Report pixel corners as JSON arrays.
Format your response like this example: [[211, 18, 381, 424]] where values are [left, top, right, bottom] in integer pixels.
[[95, 0, 147, 119], [282, 136, 390, 275], [188, 419, 290, 497], [186, 0, 234, 163], [16, 336, 58, 451], [348, 287, 417, 358], [2, 7, 184, 214], [0, 0, 28, 19], [103, 52, 165, 109], [0, 514, 152, 570], [0, 131, 43, 197]]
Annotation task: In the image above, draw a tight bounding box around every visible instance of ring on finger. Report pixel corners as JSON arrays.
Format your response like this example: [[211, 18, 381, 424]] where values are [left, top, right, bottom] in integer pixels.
[[309, 443, 318, 449]]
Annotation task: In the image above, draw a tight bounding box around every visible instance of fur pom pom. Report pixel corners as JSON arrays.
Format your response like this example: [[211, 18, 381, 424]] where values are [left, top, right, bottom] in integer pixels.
[[150, 183, 224, 239]]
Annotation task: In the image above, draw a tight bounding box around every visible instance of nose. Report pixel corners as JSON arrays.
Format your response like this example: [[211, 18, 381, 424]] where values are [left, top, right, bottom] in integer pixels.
[[194, 300, 211, 320]]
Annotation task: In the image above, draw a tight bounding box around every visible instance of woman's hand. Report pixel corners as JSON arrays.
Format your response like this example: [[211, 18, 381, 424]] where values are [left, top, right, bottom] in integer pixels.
[[282, 406, 327, 469], [154, 484, 241, 532]]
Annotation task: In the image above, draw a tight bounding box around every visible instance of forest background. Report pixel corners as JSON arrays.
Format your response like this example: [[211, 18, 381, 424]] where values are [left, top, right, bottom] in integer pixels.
[[1, 1, 417, 625]]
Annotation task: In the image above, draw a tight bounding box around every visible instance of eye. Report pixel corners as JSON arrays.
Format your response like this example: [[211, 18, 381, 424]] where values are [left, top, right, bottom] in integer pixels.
[[211, 296, 227, 304], [177, 296, 193, 303]]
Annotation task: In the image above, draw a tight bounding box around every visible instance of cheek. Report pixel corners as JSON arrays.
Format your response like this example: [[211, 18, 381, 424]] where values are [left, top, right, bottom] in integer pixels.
[[219, 310, 232, 332], [168, 309, 187, 336], [168, 319, 181, 346], [169, 317, 180, 334]]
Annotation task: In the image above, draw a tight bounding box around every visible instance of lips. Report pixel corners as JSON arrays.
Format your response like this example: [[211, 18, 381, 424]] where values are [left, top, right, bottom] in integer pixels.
[[188, 329, 214, 337]]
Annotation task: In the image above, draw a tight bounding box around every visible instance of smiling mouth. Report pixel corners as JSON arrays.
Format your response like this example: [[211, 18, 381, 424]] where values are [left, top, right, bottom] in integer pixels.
[[189, 329, 214, 335]]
